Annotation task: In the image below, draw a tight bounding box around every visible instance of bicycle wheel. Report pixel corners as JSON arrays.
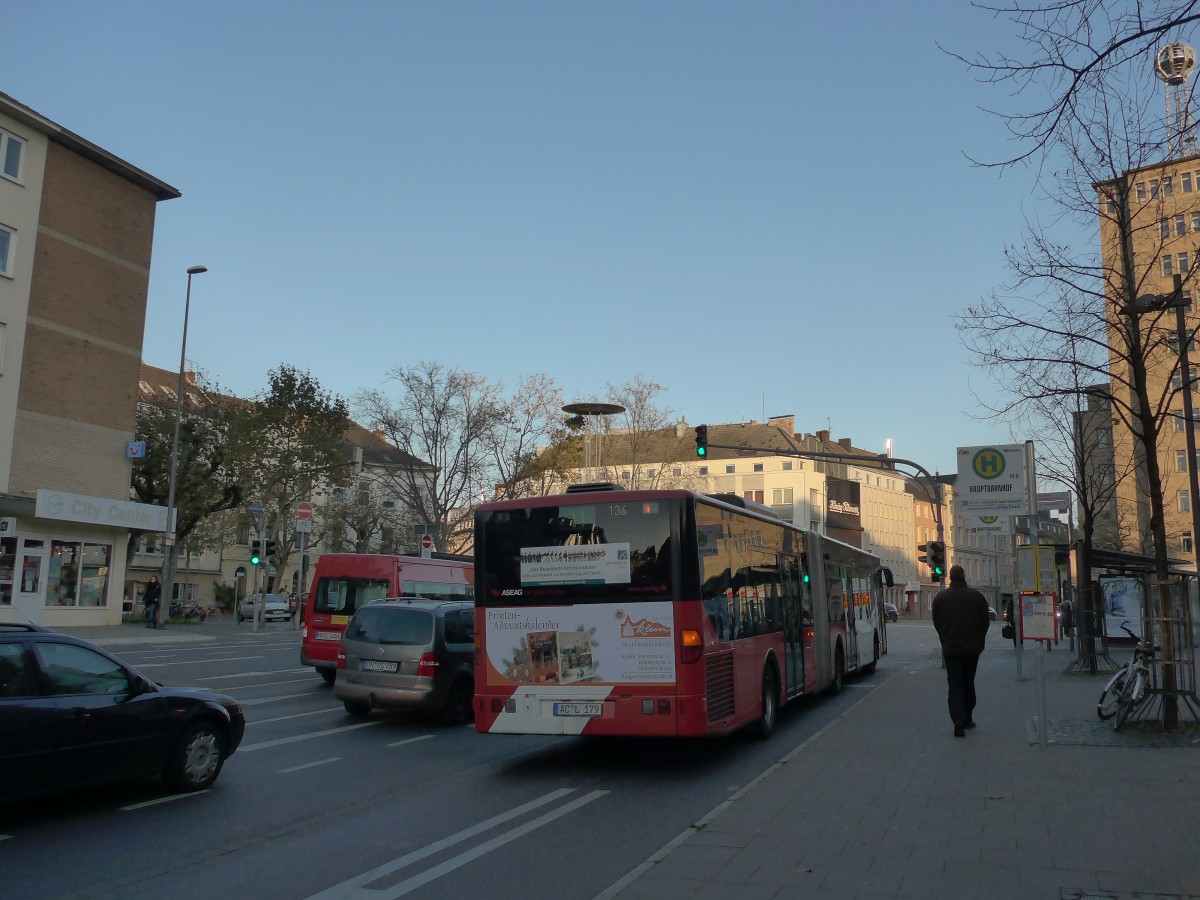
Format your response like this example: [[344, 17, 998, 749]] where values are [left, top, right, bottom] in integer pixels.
[[205, 606, 222, 624], [1097, 668, 1128, 720], [1113, 670, 1143, 732]]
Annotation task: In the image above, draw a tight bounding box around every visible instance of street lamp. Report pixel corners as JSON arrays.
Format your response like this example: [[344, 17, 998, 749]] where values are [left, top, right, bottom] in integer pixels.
[[158, 265, 207, 626]]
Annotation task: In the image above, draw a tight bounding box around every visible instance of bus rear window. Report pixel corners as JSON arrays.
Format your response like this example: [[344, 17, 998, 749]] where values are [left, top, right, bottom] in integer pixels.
[[401, 581, 474, 603], [313, 577, 390, 615], [478, 499, 678, 603]]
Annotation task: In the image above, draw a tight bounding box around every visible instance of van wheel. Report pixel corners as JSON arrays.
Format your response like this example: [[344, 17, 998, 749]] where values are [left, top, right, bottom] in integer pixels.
[[441, 679, 473, 725], [829, 647, 845, 695], [319, 669, 336, 685], [753, 668, 778, 740], [343, 700, 371, 717]]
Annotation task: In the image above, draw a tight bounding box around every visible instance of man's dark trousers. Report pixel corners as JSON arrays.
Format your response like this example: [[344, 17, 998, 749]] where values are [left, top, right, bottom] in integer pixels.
[[943, 653, 980, 725]]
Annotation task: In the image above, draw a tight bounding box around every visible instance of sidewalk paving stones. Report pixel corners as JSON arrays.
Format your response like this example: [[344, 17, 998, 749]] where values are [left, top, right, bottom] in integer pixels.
[[603, 627, 1200, 900]]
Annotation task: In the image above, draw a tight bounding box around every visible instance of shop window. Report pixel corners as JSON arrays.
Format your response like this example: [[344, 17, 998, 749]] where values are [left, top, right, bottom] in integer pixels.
[[0, 536, 14, 605], [46, 541, 111, 607]]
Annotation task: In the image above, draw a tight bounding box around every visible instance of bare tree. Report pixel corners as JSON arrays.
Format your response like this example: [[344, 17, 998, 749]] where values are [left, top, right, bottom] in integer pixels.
[[956, 13, 1200, 718], [488, 373, 571, 499], [947, 1, 1200, 165], [357, 361, 506, 553]]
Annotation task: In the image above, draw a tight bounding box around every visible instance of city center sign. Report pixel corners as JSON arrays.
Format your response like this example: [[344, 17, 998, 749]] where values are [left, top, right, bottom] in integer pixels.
[[955, 444, 1031, 517], [36, 489, 171, 532]]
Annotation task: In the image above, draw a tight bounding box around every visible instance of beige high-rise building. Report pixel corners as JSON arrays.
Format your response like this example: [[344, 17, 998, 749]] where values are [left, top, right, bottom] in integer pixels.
[[1097, 157, 1200, 567]]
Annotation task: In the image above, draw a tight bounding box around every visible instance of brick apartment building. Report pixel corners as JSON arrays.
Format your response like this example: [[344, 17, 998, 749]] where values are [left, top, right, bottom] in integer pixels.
[[0, 92, 179, 627]]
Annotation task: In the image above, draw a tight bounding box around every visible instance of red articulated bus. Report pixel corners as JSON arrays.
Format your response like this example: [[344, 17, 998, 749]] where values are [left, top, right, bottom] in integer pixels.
[[301, 553, 473, 683], [473, 484, 891, 738]]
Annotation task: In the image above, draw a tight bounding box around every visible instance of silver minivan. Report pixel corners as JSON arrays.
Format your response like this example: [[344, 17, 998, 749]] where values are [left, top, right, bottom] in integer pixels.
[[334, 598, 474, 724]]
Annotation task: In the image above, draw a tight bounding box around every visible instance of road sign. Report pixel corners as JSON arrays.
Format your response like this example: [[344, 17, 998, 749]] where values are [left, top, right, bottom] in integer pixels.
[[248, 504, 263, 517], [420, 533, 434, 558], [296, 501, 313, 520], [955, 444, 1030, 516]]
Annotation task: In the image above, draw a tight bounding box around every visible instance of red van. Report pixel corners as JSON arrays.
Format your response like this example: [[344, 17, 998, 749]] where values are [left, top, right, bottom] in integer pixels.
[[300, 553, 473, 683]]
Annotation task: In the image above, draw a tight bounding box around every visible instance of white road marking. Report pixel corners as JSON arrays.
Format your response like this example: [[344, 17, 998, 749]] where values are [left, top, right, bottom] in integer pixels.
[[196, 669, 311, 681], [239, 720, 379, 751], [239, 693, 319, 706], [136, 656, 265, 669], [121, 790, 210, 811], [0, 834, 11, 842], [305, 788, 607, 900], [386, 735, 435, 748], [249, 707, 345, 725], [199, 677, 316, 688], [280, 757, 341, 774]]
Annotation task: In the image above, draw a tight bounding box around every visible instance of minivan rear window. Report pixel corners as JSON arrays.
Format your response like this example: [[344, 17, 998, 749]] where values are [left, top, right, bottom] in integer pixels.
[[346, 607, 433, 645]]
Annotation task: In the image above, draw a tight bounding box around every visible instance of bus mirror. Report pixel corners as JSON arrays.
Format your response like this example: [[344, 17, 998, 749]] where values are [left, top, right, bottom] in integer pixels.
[[879, 567, 895, 588]]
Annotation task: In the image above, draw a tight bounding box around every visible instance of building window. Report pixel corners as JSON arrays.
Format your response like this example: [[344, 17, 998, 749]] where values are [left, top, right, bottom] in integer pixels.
[[1167, 332, 1197, 353], [672, 466, 682, 476], [772, 487, 794, 505], [1170, 371, 1199, 390], [1137, 182, 1147, 201], [1185, 291, 1194, 310], [1164, 176, 1174, 196], [1180, 490, 1190, 513], [1177, 450, 1188, 472], [743, 490, 763, 503], [0, 224, 12, 277], [46, 542, 111, 607], [753, 463, 764, 473], [1164, 255, 1175, 277], [1163, 218, 1172, 238], [0, 129, 22, 182], [1180, 252, 1191, 273], [646, 469, 657, 479], [698, 466, 708, 476], [1193, 212, 1200, 232], [1185, 531, 1194, 554], [1186, 172, 1194, 192], [620, 471, 630, 481], [725, 465, 735, 474], [1105, 196, 1117, 213], [782, 461, 793, 470], [1177, 215, 1188, 236], [1151, 179, 1160, 198]]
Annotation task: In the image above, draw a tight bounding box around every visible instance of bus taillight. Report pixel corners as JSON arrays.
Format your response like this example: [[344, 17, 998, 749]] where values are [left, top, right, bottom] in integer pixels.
[[680, 629, 702, 663]]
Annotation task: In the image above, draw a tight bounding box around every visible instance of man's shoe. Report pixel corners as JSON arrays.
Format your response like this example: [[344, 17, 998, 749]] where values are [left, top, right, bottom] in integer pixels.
[[965, 720, 976, 729], [953, 721, 966, 737]]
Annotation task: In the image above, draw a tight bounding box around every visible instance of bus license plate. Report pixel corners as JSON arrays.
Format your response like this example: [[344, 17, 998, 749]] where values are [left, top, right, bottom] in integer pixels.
[[316, 631, 341, 641], [361, 660, 398, 672], [553, 702, 603, 717]]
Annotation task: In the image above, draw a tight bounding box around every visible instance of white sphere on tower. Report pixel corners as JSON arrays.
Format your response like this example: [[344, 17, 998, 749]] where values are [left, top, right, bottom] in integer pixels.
[[1156, 42, 1196, 85]]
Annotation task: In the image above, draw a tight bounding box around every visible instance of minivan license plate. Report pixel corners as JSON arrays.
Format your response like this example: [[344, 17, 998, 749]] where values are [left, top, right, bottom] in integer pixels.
[[361, 660, 398, 673], [553, 702, 602, 717]]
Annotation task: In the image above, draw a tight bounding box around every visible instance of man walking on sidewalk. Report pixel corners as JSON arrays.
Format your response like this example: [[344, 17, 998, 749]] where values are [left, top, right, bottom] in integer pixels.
[[932, 565, 991, 737]]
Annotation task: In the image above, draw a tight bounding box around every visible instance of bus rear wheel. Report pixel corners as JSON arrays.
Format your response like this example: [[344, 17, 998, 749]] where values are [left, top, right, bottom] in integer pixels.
[[829, 647, 845, 695], [754, 668, 779, 740]]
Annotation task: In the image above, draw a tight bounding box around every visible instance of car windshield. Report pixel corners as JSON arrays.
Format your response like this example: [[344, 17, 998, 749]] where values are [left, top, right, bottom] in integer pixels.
[[345, 607, 433, 645]]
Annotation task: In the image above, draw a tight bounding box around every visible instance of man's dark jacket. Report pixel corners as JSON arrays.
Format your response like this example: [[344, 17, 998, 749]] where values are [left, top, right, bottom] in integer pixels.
[[932, 581, 990, 656]]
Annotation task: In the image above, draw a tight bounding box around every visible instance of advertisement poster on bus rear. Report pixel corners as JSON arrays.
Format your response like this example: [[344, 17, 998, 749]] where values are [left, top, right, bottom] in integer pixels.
[[483, 602, 675, 686]]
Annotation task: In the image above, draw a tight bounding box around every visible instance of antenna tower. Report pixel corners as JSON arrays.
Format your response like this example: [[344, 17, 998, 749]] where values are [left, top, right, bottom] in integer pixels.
[[1156, 42, 1198, 158]]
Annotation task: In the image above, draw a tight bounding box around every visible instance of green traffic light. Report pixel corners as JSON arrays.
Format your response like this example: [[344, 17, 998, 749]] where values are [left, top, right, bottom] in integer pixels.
[[696, 446, 707, 457]]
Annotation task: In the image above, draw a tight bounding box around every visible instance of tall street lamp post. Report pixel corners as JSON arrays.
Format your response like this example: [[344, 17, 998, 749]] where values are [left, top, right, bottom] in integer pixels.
[[158, 265, 207, 626]]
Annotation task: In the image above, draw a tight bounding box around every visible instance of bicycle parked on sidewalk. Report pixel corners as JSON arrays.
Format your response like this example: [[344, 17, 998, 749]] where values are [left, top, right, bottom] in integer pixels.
[[168, 598, 223, 624], [1096, 620, 1159, 731]]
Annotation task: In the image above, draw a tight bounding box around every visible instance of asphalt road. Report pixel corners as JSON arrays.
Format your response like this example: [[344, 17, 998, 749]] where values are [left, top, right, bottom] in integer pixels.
[[0, 620, 939, 900]]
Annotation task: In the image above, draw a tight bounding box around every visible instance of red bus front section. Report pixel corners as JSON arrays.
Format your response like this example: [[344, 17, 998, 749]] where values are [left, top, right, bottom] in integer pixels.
[[301, 553, 472, 681]]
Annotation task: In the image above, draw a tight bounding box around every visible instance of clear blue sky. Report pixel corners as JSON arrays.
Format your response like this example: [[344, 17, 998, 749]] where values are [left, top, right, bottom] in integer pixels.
[[8, 2, 1043, 476]]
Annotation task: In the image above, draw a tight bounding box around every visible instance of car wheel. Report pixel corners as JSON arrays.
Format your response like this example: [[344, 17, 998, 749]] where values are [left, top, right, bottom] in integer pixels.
[[319, 668, 336, 685], [441, 679, 473, 725], [165, 720, 227, 792], [344, 699, 371, 717]]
